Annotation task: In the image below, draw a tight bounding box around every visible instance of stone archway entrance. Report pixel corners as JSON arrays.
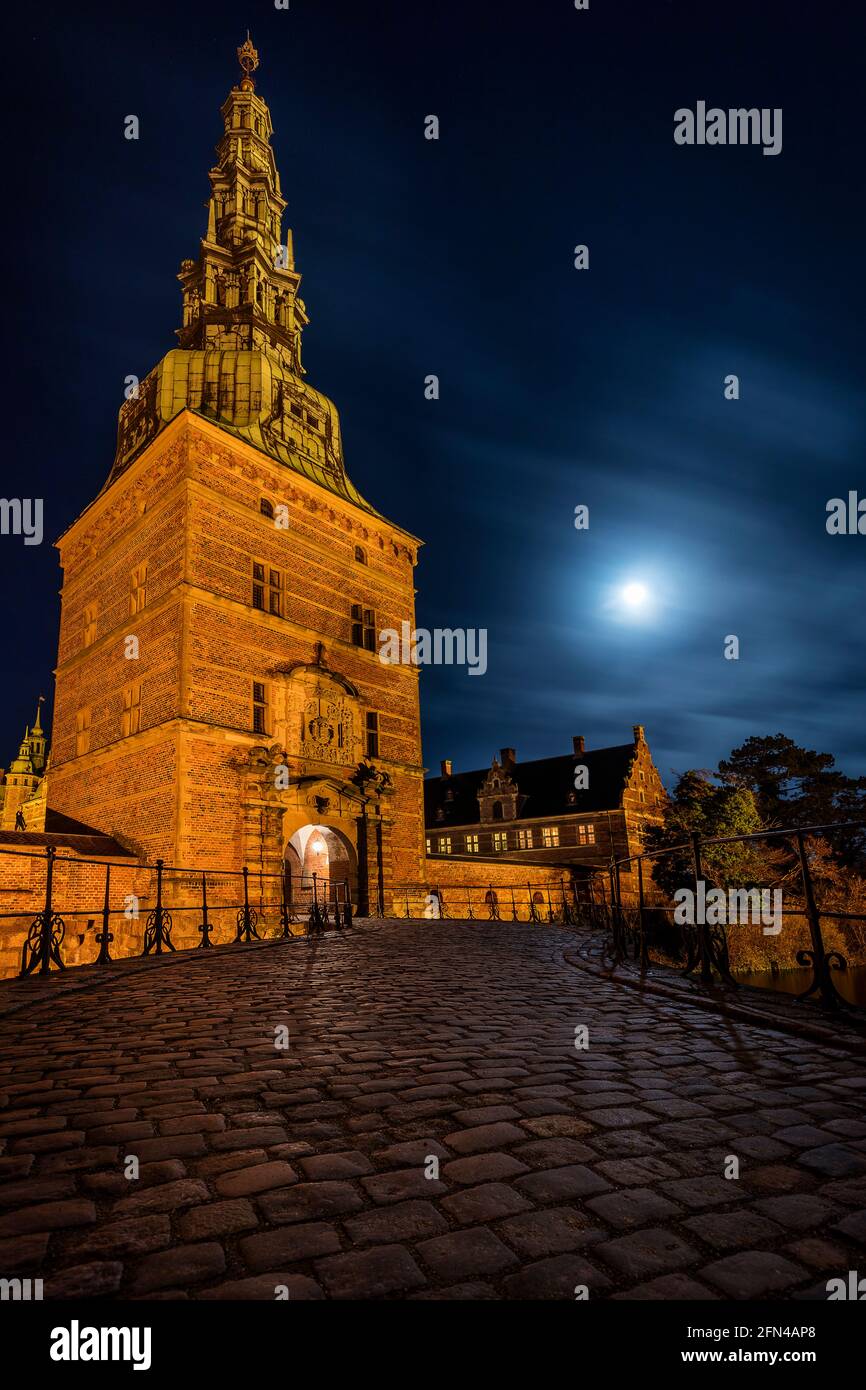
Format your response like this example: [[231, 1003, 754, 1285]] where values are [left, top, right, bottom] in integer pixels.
[[284, 824, 358, 916]]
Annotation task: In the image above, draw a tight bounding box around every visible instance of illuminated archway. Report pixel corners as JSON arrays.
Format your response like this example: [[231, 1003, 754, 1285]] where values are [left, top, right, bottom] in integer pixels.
[[284, 823, 357, 911]]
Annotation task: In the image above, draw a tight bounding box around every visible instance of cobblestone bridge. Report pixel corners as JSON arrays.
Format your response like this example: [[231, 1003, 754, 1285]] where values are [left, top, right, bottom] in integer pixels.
[[0, 923, 864, 1300]]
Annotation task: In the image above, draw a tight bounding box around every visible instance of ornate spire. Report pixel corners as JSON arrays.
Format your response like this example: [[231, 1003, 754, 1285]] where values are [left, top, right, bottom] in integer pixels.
[[104, 43, 383, 521], [175, 38, 307, 375]]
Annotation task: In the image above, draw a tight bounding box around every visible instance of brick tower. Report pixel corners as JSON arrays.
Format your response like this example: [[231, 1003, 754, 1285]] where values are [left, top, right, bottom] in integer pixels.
[[48, 37, 425, 917]]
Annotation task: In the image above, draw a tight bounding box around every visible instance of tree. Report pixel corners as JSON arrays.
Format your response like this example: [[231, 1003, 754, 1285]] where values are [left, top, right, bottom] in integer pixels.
[[644, 772, 781, 898], [718, 734, 866, 869]]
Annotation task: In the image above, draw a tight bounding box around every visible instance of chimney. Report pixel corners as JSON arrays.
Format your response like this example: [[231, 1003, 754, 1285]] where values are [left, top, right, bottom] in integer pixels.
[[440, 758, 452, 777], [499, 747, 516, 770], [573, 735, 585, 756], [633, 724, 645, 745]]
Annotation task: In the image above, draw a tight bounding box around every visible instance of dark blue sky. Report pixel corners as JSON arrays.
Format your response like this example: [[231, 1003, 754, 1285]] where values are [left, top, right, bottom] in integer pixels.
[[3, 0, 864, 787]]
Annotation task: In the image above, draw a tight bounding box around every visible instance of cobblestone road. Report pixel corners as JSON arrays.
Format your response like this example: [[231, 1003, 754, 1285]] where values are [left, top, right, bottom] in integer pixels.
[[1, 923, 864, 1300]]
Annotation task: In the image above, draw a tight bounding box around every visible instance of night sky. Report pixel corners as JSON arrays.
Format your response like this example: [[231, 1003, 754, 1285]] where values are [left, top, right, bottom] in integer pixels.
[[3, 0, 864, 788]]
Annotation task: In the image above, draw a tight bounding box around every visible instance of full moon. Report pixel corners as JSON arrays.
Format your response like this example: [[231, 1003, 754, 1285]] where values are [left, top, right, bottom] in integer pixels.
[[622, 582, 649, 608]]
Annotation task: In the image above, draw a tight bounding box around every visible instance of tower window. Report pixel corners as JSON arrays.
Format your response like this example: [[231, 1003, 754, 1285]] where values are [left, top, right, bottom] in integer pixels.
[[290, 403, 303, 420], [354, 545, 367, 564], [252, 561, 265, 610], [75, 707, 91, 757], [365, 711, 380, 758], [252, 681, 268, 735], [268, 568, 282, 616], [122, 682, 142, 737], [260, 498, 274, 519], [83, 602, 97, 648], [492, 801, 503, 820], [251, 560, 280, 613], [351, 603, 376, 651], [129, 563, 147, 616], [306, 414, 320, 431]]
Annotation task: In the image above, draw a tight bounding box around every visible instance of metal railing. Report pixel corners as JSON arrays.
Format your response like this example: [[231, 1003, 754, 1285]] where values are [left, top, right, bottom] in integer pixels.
[[391, 879, 580, 924], [576, 821, 866, 1013], [0, 849, 353, 978]]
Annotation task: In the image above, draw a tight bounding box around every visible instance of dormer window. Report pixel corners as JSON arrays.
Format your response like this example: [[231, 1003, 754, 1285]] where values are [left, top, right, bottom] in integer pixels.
[[492, 801, 503, 820]]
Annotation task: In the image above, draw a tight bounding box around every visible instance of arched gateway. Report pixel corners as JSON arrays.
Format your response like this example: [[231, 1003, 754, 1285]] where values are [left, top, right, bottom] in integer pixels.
[[284, 823, 358, 915]]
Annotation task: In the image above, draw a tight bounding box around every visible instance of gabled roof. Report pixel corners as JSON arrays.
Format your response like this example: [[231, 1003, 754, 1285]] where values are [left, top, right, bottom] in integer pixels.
[[424, 744, 638, 828]]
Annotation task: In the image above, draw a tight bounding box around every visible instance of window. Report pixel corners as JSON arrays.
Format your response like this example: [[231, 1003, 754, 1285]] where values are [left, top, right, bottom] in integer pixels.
[[438, 835, 452, 854], [492, 801, 503, 820], [542, 826, 560, 848], [252, 681, 268, 734], [426, 837, 432, 854], [492, 831, 508, 851], [260, 498, 274, 519], [465, 833, 479, 853], [578, 823, 596, 845], [121, 682, 142, 737], [252, 561, 281, 614], [268, 568, 282, 616], [252, 561, 265, 610], [351, 603, 376, 651], [639, 790, 645, 803], [365, 711, 379, 758], [75, 707, 91, 757], [290, 403, 303, 420], [517, 828, 533, 849], [354, 545, 367, 564], [83, 602, 97, 648], [307, 413, 320, 430], [129, 563, 147, 615]]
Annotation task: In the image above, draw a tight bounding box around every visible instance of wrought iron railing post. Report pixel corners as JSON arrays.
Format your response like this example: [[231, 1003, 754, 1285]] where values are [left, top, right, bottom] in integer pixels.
[[143, 859, 174, 956], [279, 870, 292, 938], [343, 880, 353, 930], [690, 833, 714, 984], [198, 872, 213, 947], [636, 855, 649, 971], [794, 828, 848, 1009], [308, 870, 324, 934], [20, 846, 66, 977], [95, 863, 114, 965], [236, 865, 260, 943]]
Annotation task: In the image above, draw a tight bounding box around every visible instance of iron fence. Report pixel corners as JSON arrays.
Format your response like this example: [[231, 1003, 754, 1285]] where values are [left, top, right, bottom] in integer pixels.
[[390, 880, 580, 924], [0, 848, 352, 978], [576, 820, 866, 1013]]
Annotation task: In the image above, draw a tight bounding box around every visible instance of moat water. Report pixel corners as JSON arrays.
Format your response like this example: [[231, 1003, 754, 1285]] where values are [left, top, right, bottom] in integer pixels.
[[735, 963, 866, 1008]]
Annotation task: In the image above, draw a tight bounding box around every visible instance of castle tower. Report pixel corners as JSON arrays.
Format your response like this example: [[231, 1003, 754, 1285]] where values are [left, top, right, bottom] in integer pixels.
[[47, 39, 425, 917], [0, 698, 47, 830]]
